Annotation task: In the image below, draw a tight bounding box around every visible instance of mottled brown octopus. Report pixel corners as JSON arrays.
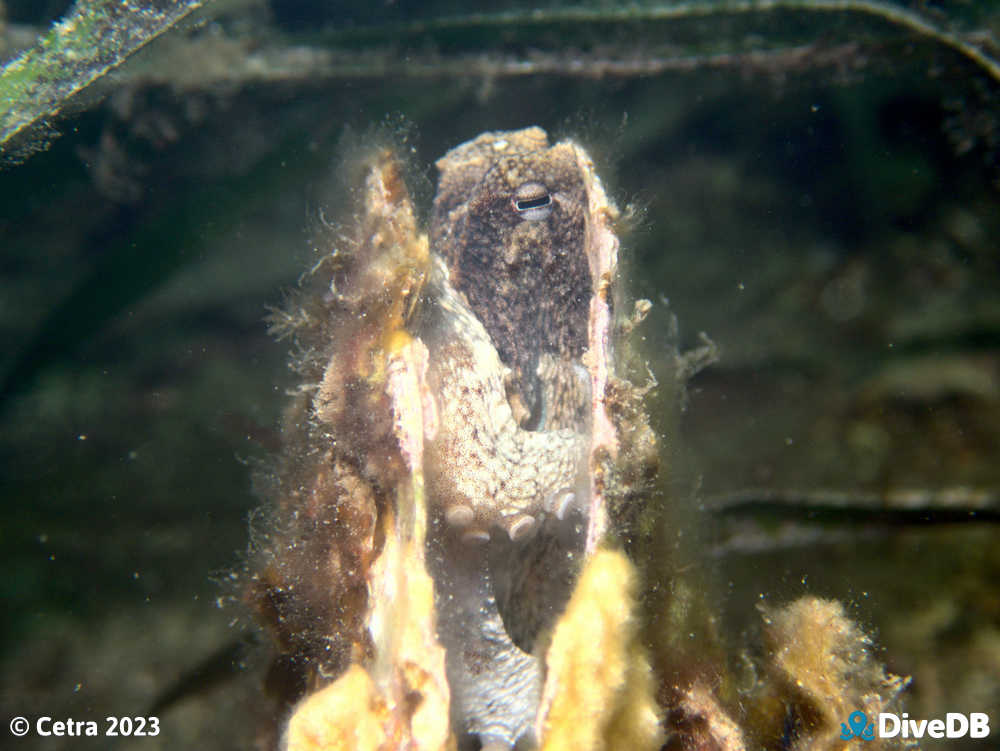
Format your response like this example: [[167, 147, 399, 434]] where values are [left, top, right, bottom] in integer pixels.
[[421, 129, 602, 749]]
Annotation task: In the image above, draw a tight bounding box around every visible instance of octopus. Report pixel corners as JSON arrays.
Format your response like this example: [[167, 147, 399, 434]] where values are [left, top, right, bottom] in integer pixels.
[[420, 129, 603, 749], [251, 127, 661, 751]]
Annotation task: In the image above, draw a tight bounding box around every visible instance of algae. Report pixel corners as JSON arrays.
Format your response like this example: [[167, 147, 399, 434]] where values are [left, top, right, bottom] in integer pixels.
[[0, 0, 207, 159]]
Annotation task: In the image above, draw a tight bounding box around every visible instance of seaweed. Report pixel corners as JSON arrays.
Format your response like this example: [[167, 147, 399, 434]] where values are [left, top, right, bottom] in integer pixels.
[[0, 0, 206, 160]]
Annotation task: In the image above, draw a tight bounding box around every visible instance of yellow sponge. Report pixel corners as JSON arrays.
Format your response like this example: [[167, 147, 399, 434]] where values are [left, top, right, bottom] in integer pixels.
[[539, 549, 663, 751]]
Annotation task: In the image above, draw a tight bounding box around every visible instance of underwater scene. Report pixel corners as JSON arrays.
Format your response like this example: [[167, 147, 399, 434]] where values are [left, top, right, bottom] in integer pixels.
[[2, 1, 999, 749]]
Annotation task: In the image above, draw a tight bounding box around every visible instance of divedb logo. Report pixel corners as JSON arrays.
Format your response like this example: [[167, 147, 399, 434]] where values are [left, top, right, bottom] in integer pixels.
[[840, 710, 991, 741]]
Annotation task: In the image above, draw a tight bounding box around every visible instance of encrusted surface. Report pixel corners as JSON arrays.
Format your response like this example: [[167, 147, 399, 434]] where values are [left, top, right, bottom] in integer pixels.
[[250, 149, 435, 734]]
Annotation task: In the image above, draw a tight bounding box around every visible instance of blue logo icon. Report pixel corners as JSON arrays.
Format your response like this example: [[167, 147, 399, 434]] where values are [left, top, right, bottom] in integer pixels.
[[841, 711, 876, 741]]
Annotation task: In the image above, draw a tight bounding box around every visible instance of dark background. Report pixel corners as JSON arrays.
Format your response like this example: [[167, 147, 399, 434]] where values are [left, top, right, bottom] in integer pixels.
[[2, 1, 999, 748]]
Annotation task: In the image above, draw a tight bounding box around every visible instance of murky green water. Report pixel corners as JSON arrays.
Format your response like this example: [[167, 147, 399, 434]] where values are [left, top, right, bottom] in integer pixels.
[[2, 2, 999, 748]]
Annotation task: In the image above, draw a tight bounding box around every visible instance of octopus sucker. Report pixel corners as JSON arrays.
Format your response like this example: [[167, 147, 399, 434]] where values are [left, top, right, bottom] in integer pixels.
[[547, 488, 577, 520], [445, 504, 475, 528], [506, 514, 537, 541]]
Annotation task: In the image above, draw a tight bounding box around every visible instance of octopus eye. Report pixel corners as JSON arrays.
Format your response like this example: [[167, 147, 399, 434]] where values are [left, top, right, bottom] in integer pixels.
[[512, 182, 552, 220]]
